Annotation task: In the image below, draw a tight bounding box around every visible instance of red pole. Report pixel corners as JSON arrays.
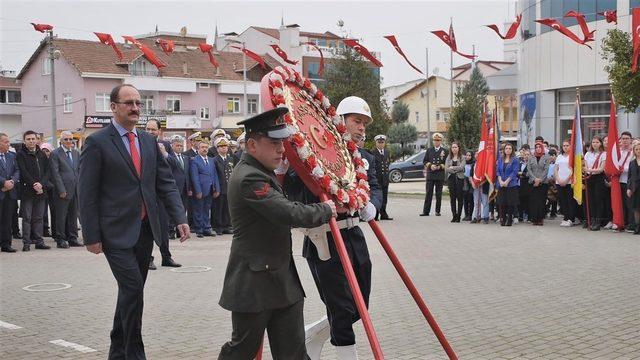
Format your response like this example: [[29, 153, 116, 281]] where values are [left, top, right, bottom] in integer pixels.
[[368, 220, 459, 360], [320, 194, 385, 359]]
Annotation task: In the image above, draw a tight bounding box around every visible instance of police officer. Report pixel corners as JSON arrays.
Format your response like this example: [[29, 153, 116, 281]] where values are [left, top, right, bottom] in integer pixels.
[[284, 96, 382, 360], [421, 132, 448, 216], [218, 107, 337, 360], [371, 134, 393, 220]]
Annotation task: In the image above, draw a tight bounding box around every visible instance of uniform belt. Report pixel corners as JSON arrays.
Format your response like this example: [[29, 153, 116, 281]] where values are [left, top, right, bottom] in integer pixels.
[[300, 216, 359, 261]]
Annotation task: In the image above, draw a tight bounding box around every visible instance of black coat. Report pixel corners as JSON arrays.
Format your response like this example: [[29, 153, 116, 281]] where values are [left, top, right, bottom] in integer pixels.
[[16, 144, 52, 200], [183, 148, 197, 159], [423, 147, 448, 181], [370, 147, 391, 187], [169, 152, 190, 199], [214, 154, 235, 194]]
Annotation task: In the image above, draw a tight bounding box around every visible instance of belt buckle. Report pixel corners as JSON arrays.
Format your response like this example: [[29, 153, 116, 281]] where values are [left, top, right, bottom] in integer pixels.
[[345, 217, 355, 229]]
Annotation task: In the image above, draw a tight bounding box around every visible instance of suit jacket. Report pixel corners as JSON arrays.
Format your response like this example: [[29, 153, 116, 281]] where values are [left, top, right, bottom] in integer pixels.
[[219, 153, 332, 313], [0, 151, 20, 200], [214, 154, 235, 194], [183, 148, 197, 159], [170, 152, 190, 198], [49, 146, 80, 198], [423, 147, 448, 181], [370, 148, 391, 187], [16, 144, 52, 200], [628, 159, 640, 193], [445, 156, 466, 180], [527, 154, 551, 184], [190, 155, 220, 197], [78, 123, 186, 249]]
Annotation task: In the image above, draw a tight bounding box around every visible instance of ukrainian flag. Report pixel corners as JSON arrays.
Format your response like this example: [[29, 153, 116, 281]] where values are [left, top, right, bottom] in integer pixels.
[[570, 96, 583, 204]]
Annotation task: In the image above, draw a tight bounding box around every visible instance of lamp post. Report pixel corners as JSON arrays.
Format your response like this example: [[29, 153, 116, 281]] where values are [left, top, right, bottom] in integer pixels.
[[425, 47, 431, 148], [47, 30, 59, 145], [225, 36, 248, 117]]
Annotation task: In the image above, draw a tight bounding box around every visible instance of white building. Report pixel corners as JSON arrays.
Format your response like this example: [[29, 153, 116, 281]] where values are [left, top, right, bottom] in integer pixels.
[[517, 0, 640, 145]]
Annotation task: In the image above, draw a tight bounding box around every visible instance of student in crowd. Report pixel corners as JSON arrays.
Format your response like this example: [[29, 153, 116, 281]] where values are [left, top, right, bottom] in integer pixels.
[[462, 151, 475, 221], [555, 139, 577, 227], [626, 142, 640, 234], [546, 149, 558, 220], [618, 132, 633, 232], [496, 143, 519, 226], [445, 142, 466, 223], [517, 147, 531, 222], [602, 137, 615, 230], [471, 151, 490, 224], [527, 141, 550, 226], [583, 136, 606, 231]]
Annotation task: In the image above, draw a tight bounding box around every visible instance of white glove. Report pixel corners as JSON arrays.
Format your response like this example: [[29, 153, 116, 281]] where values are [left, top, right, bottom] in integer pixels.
[[274, 157, 289, 175], [359, 201, 376, 222]]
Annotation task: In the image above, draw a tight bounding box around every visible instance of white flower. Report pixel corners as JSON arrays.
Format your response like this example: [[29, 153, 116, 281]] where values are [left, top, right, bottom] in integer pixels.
[[330, 182, 339, 194], [341, 192, 350, 203], [322, 97, 331, 109], [272, 87, 283, 96], [311, 165, 325, 178], [309, 83, 318, 96], [352, 150, 361, 159], [277, 103, 287, 108], [342, 133, 352, 142], [297, 145, 311, 160]]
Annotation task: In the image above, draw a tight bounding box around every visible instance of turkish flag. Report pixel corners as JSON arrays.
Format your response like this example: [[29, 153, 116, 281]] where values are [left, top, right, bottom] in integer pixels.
[[564, 11, 595, 43], [485, 108, 497, 197], [198, 43, 219, 67], [343, 39, 383, 67], [431, 24, 476, 60], [383, 35, 423, 74], [605, 95, 624, 229], [597, 10, 617, 24], [486, 14, 522, 40], [536, 19, 592, 48], [94, 32, 123, 60], [156, 39, 174, 55], [31, 23, 53, 33], [473, 104, 489, 187], [303, 42, 325, 76], [230, 45, 266, 69], [122, 36, 165, 70], [632, 8, 640, 73], [269, 44, 298, 65]]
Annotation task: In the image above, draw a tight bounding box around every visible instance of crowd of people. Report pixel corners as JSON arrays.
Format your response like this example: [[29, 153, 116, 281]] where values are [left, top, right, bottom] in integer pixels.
[[421, 132, 636, 233]]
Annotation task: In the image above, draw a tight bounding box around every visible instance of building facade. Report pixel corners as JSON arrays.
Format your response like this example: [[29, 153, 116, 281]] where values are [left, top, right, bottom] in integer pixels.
[[0, 74, 22, 141]]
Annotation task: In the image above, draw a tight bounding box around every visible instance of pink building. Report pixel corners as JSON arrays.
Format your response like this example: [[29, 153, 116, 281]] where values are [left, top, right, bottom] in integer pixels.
[[0, 73, 22, 141]]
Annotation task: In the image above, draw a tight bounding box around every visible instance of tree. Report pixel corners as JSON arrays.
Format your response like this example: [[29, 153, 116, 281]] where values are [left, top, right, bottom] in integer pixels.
[[446, 66, 488, 152], [391, 101, 410, 124], [601, 29, 640, 112], [321, 48, 391, 149], [387, 123, 418, 149]]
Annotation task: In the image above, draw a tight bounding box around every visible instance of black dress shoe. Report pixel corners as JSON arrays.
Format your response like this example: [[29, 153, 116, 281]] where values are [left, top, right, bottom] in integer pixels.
[[634, 226, 640, 235], [162, 258, 182, 267], [435, 213, 441, 216], [149, 259, 157, 270], [168, 232, 176, 240], [223, 229, 233, 235], [35, 243, 51, 250], [23, 245, 30, 251], [216, 231, 223, 236], [57, 241, 69, 249], [419, 213, 429, 216], [67, 241, 83, 247], [13, 233, 22, 239], [1, 247, 16, 253], [197, 233, 204, 238], [380, 216, 393, 221], [43, 230, 52, 237]]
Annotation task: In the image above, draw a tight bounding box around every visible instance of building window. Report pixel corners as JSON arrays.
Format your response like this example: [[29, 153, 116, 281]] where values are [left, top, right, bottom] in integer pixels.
[[443, 112, 450, 122], [63, 93, 72, 113], [248, 98, 258, 114], [522, 0, 537, 39], [166, 95, 181, 113], [308, 63, 322, 79], [198, 83, 210, 88], [227, 97, 240, 114], [0, 89, 21, 104], [436, 111, 441, 121], [95, 93, 110, 112], [42, 58, 51, 75], [130, 58, 159, 77], [200, 107, 210, 119], [43, 95, 48, 103], [415, 111, 419, 123], [557, 88, 611, 144], [141, 95, 154, 114], [433, 89, 437, 99], [631, 0, 640, 10]]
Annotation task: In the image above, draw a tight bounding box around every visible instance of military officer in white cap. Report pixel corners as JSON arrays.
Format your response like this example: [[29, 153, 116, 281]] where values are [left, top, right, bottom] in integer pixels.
[[370, 134, 393, 220]]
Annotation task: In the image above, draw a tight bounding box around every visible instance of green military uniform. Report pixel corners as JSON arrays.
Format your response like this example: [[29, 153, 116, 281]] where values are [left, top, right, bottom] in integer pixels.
[[218, 108, 333, 360]]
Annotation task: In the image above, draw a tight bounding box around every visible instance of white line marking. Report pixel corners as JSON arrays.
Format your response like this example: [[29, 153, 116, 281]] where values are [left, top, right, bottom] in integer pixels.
[[49, 339, 97, 353], [0, 320, 22, 329]]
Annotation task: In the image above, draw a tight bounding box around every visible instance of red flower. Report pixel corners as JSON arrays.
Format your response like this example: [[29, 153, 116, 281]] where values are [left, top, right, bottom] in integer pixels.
[[336, 123, 347, 134], [327, 106, 336, 116], [272, 80, 283, 89], [314, 90, 324, 101], [321, 175, 332, 191], [303, 79, 312, 89], [346, 140, 357, 153], [353, 157, 364, 168], [356, 172, 368, 182], [294, 72, 302, 84], [291, 133, 305, 148], [306, 155, 318, 169], [274, 69, 286, 80], [284, 114, 293, 125], [348, 193, 358, 209], [336, 189, 346, 201]]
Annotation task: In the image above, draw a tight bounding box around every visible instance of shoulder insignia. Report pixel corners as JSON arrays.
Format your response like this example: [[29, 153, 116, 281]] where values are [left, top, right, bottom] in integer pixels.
[[253, 182, 271, 198]]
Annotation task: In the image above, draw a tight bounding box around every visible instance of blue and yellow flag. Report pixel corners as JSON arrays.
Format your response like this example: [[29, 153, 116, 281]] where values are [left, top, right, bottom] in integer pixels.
[[569, 96, 583, 204]]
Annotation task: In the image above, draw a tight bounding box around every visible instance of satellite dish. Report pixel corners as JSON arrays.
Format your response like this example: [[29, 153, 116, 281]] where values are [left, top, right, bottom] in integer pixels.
[[337, 19, 344, 28], [180, 26, 187, 37]]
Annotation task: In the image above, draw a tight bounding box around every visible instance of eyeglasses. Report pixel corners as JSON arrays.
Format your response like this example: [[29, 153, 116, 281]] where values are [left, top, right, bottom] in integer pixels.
[[62, 138, 73, 141], [114, 100, 143, 107]]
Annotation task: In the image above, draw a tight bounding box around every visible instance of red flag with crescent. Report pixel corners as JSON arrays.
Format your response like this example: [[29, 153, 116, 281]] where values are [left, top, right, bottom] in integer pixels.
[[94, 32, 123, 61], [535, 19, 593, 49], [122, 35, 166, 69], [564, 11, 595, 43], [156, 39, 175, 55], [31, 23, 53, 33], [343, 39, 383, 67], [198, 43, 219, 67], [486, 14, 522, 40], [269, 44, 298, 65], [303, 42, 325, 76], [633, 7, 640, 73], [431, 23, 476, 60], [383, 35, 423, 74], [597, 10, 617, 24], [230, 45, 266, 69], [604, 95, 624, 229]]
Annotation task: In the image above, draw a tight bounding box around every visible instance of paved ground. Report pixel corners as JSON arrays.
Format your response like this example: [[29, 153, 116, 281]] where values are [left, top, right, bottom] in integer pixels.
[[1, 196, 639, 359], [389, 179, 426, 195]]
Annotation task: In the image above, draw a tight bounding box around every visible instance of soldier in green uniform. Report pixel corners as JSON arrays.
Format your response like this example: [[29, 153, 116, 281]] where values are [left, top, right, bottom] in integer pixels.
[[218, 107, 337, 360]]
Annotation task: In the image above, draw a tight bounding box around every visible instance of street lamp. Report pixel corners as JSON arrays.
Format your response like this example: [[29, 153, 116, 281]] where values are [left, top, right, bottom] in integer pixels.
[[225, 36, 247, 118]]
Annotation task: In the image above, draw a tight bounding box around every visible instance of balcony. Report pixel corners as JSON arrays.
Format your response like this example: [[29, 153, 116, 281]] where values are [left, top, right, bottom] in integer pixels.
[[130, 69, 160, 77], [142, 109, 197, 116]]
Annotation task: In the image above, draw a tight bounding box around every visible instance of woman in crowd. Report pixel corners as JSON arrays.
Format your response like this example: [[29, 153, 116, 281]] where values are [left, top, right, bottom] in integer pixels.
[[462, 151, 475, 221], [445, 142, 466, 222], [546, 149, 558, 220], [554, 139, 576, 227], [471, 151, 490, 224], [527, 141, 550, 225], [517, 147, 531, 222], [626, 142, 640, 234], [602, 137, 614, 230], [496, 143, 519, 226], [583, 136, 606, 231]]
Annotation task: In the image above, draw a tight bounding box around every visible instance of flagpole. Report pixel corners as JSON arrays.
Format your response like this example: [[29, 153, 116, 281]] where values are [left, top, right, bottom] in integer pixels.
[[450, 17, 453, 121], [426, 47, 432, 148]]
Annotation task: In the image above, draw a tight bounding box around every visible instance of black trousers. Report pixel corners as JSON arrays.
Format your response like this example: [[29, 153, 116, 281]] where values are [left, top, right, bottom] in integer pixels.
[[103, 221, 154, 360], [557, 184, 576, 222], [213, 193, 231, 232], [307, 227, 372, 346], [0, 197, 15, 248], [463, 188, 474, 218], [447, 176, 464, 220], [380, 184, 389, 217], [423, 179, 444, 215], [155, 204, 172, 261], [586, 174, 606, 224], [12, 199, 20, 236], [218, 300, 309, 360], [53, 195, 78, 243], [529, 184, 548, 222], [621, 183, 634, 228]]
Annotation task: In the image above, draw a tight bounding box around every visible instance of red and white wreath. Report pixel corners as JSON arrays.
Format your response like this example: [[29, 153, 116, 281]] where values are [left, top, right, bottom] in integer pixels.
[[267, 66, 370, 214]]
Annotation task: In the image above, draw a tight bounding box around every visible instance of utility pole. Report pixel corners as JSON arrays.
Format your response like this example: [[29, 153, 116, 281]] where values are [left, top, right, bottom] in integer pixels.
[[425, 47, 431, 148], [48, 30, 58, 145], [449, 17, 453, 123], [242, 42, 247, 117]]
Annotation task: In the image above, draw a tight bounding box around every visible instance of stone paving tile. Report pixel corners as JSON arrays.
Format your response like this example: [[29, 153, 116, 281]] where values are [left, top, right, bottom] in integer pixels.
[[1, 197, 639, 359]]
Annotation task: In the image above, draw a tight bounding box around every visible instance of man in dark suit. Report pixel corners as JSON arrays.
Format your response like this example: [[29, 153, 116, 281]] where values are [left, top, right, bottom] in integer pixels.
[[218, 107, 336, 359], [371, 134, 393, 221], [182, 132, 200, 229], [190, 140, 220, 238], [212, 137, 235, 235], [169, 136, 191, 237], [421, 132, 448, 216], [0, 133, 20, 252], [49, 131, 82, 248], [79, 84, 189, 360]]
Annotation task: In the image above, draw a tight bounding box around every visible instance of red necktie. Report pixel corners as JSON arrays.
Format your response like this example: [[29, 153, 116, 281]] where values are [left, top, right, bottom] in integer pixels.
[[126, 132, 146, 219]]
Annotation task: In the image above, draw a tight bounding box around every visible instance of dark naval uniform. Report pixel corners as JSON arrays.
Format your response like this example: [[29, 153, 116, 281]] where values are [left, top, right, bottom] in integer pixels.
[[283, 149, 382, 347], [213, 152, 235, 234], [218, 108, 333, 360], [422, 146, 448, 215], [370, 147, 392, 220]]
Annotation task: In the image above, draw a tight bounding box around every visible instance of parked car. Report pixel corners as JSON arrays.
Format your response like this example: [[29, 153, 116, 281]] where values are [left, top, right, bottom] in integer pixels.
[[388, 150, 426, 183]]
